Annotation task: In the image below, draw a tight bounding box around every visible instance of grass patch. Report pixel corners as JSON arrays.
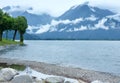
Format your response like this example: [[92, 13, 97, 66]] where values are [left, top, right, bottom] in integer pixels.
[[0, 39, 20, 46], [9, 64, 26, 71], [0, 63, 26, 71]]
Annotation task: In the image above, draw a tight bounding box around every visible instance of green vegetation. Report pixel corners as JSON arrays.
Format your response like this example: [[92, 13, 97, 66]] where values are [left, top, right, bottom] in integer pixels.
[[9, 64, 26, 71], [0, 9, 28, 43], [0, 39, 20, 46], [0, 63, 26, 71]]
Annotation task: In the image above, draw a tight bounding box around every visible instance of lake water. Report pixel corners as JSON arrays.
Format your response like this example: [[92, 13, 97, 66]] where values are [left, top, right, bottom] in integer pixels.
[[0, 40, 120, 76]]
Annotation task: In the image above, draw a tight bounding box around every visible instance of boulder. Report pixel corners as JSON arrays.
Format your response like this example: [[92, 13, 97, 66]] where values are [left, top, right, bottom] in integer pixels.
[[64, 81, 71, 83], [11, 75, 33, 83], [34, 78, 45, 83], [91, 80, 108, 83], [0, 77, 4, 82], [0, 68, 18, 82], [45, 77, 65, 83]]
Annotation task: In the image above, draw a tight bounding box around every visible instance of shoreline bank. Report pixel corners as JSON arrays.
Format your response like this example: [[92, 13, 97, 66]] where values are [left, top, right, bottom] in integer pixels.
[[0, 58, 120, 83]]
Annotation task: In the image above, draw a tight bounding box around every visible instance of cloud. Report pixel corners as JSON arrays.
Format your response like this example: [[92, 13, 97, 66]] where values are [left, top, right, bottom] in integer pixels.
[[85, 15, 98, 21], [35, 24, 50, 34], [27, 25, 40, 34], [28, 18, 84, 34], [94, 18, 109, 30], [89, 0, 120, 13], [28, 16, 110, 34], [74, 26, 88, 31], [0, 0, 83, 16], [3, 6, 33, 13], [107, 14, 120, 22], [1, 0, 120, 16]]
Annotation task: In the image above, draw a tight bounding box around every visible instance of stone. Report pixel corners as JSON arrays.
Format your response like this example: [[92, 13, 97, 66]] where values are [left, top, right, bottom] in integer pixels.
[[91, 80, 103, 83], [45, 77, 65, 83], [78, 79, 87, 83], [34, 78, 45, 83], [91, 80, 109, 83], [0, 68, 18, 82], [64, 81, 71, 83], [0, 77, 4, 82], [11, 75, 33, 83]]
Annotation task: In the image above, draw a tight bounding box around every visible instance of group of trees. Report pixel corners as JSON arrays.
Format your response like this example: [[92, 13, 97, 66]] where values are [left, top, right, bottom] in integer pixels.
[[0, 9, 28, 43]]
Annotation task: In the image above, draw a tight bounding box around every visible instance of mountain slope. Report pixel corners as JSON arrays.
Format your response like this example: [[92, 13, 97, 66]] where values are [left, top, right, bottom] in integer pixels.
[[58, 3, 114, 20], [2, 3, 120, 40], [2, 6, 53, 26]]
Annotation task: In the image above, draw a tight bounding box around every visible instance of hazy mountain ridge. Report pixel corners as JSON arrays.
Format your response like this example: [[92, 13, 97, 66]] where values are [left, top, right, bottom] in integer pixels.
[[2, 6, 53, 26], [2, 3, 120, 40]]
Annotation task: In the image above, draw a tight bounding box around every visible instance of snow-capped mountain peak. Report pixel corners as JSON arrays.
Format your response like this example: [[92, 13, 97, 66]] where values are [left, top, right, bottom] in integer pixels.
[[2, 3, 120, 40]]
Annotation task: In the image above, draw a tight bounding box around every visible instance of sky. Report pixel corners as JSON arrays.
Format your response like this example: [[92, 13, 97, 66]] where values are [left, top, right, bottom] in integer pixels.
[[0, 0, 120, 17]]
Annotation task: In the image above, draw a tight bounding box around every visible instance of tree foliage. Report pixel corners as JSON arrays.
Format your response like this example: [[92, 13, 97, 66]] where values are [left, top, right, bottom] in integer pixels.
[[0, 9, 28, 43]]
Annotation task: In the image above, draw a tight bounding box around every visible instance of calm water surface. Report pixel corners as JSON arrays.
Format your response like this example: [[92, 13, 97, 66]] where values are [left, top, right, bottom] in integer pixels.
[[0, 40, 120, 76]]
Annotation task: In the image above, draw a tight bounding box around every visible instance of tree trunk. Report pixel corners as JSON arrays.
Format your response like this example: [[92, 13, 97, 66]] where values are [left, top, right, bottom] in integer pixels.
[[0, 30, 3, 41], [13, 30, 17, 41], [6, 30, 8, 40], [20, 33, 24, 43]]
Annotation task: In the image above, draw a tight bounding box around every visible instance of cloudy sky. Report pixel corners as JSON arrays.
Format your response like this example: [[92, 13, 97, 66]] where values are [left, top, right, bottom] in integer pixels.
[[0, 0, 120, 16]]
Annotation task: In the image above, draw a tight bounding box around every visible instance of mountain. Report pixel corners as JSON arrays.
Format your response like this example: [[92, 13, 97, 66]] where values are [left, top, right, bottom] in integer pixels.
[[2, 6, 53, 26], [58, 2, 114, 20], [2, 3, 120, 40]]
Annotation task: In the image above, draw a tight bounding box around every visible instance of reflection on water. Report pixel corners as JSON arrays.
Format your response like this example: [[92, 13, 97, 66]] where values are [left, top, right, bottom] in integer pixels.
[[0, 40, 120, 76], [0, 45, 19, 54]]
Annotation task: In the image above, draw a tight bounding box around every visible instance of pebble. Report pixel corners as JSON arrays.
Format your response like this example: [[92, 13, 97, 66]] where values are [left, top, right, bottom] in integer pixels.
[[45, 77, 65, 83]]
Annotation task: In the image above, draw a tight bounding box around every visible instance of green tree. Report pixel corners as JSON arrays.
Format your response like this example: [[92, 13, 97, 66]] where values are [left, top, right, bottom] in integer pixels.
[[17, 16, 28, 43], [0, 9, 14, 41], [0, 9, 4, 41], [3, 13, 14, 39], [12, 17, 18, 41], [0, 9, 28, 43]]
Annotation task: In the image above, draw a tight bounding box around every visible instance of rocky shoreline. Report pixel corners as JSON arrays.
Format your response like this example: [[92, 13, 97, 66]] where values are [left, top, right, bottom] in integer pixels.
[[0, 58, 120, 83], [0, 67, 80, 83]]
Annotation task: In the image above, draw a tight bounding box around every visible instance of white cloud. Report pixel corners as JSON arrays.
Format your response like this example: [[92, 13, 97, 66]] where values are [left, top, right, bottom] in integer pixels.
[[59, 27, 67, 32], [94, 18, 109, 30], [27, 26, 33, 34], [0, 0, 120, 16], [0, 0, 84, 16], [107, 14, 120, 22], [74, 26, 87, 31], [73, 18, 83, 24], [27, 25, 40, 34], [3, 6, 33, 13], [28, 17, 84, 34], [89, 0, 120, 13], [51, 20, 71, 25], [66, 26, 88, 32], [85, 15, 98, 21], [28, 17, 110, 34], [35, 24, 50, 34], [51, 18, 83, 26]]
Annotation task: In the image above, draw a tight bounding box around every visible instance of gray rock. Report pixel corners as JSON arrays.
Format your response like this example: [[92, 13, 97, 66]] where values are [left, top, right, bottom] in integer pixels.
[[34, 78, 45, 83], [11, 75, 33, 83], [0, 68, 18, 82], [64, 81, 71, 83], [0, 77, 4, 82], [45, 77, 65, 83], [91, 80, 109, 83]]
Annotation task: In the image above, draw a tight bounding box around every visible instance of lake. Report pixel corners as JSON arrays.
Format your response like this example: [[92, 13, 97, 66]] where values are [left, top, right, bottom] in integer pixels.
[[0, 40, 120, 76]]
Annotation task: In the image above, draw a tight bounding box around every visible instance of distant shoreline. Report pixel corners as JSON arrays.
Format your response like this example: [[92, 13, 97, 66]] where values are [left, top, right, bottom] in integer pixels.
[[0, 58, 120, 83], [24, 39, 120, 41]]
